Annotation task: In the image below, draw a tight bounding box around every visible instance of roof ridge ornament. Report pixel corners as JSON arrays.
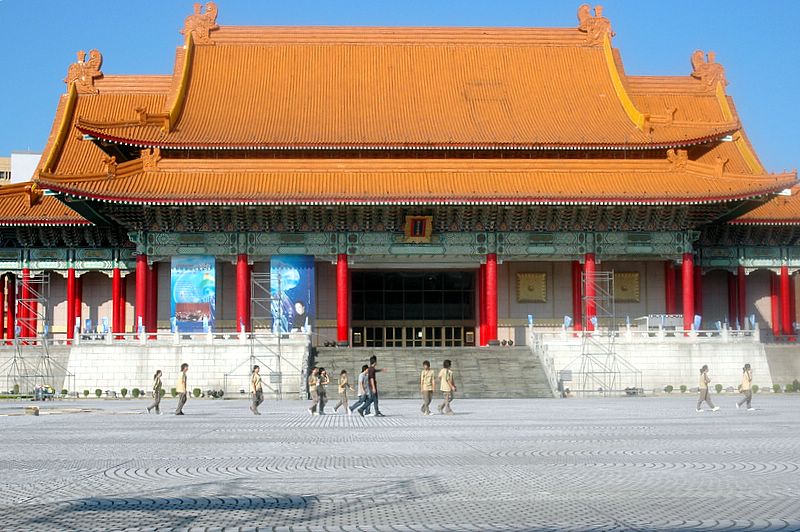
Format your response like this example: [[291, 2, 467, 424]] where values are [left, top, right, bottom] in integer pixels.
[[103, 156, 118, 178], [64, 49, 103, 94], [577, 4, 615, 46], [180, 2, 219, 45], [25, 183, 44, 208], [141, 148, 162, 171], [691, 50, 727, 90], [667, 149, 688, 170]]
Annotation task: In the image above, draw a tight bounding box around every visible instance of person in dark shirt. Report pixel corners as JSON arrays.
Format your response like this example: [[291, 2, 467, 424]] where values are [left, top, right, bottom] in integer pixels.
[[358, 355, 386, 417], [291, 301, 308, 331]]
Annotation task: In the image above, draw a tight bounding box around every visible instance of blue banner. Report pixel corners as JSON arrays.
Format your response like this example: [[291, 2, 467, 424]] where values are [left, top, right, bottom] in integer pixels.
[[271, 256, 315, 333], [171, 256, 216, 333]]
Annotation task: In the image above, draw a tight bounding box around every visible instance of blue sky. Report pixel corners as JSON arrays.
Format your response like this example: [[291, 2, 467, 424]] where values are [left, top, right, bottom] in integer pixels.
[[0, 1, 796, 172]]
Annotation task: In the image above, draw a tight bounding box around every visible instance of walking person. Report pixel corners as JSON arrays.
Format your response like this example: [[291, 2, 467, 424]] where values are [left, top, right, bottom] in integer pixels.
[[250, 365, 263, 415], [146, 369, 163, 415], [317, 367, 330, 415], [736, 363, 754, 411], [307, 366, 319, 416], [358, 355, 386, 417], [349, 365, 369, 415], [175, 363, 189, 415], [437, 359, 456, 415], [333, 369, 354, 415], [420, 360, 435, 415], [696, 364, 720, 412]]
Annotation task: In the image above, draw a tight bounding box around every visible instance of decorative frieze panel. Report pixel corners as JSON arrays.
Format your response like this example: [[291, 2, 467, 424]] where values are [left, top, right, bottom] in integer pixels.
[[697, 245, 800, 269]]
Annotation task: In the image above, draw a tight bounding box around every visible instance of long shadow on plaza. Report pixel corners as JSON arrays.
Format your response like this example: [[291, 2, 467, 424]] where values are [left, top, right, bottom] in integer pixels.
[[1, 476, 440, 530]]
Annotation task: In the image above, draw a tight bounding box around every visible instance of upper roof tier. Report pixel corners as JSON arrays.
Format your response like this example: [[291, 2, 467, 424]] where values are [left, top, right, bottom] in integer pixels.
[[63, 4, 742, 151]]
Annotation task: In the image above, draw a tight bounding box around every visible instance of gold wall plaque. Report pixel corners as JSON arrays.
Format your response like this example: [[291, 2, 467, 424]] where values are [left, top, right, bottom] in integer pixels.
[[516, 272, 547, 303], [614, 272, 640, 302]]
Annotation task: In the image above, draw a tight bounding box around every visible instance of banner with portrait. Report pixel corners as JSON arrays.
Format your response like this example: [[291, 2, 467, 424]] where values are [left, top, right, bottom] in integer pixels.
[[270, 255, 315, 333], [170, 256, 216, 333]]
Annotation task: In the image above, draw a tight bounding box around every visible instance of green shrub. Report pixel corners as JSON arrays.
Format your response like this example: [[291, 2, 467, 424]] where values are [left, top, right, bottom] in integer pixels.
[[61, 389, 68, 396], [159, 388, 166, 397], [773, 383, 782, 393], [679, 385, 687, 394], [751, 384, 759, 394], [793, 379, 800, 392], [785, 384, 794, 393], [664, 385, 674, 394], [192, 388, 201, 398], [83, 389, 90, 397], [132, 388, 140, 398], [13, 384, 19, 395], [714, 383, 723, 394], [120, 388, 128, 398], [94, 388, 102, 398], [171, 388, 178, 398]]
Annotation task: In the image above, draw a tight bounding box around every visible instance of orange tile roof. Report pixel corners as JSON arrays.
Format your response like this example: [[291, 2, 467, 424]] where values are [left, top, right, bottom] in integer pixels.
[[37, 157, 795, 206], [0, 183, 89, 226], [731, 186, 800, 225], [72, 26, 739, 150]]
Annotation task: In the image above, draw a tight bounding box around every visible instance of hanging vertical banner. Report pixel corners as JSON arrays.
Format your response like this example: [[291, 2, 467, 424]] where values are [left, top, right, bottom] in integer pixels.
[[171, 256, 216, 333], [271, 255, 315, 333]]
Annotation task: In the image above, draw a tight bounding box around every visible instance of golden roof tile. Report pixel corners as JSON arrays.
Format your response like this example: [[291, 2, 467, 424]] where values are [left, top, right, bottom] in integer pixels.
[[731, 186, 800, 225], [0, 182, 89, 226], [37, 157, 795, 206]]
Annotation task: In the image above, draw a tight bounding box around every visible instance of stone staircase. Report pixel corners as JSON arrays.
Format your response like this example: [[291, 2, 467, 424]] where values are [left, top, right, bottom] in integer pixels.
[[311, 346, 554, 399]]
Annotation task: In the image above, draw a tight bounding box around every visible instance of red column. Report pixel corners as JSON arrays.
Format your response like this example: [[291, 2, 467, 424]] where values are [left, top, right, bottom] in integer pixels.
[[5, 273, 14, 343], [236, 254, 250, 333], [682, 253, 695, 331], [118, 274, 127, 334], [572, 260, 583, 332], [67, 268, 76, 341], [693, 265, 703, 318], [336, 254, 349, 345], [770, 272, 780, 337], [737, 266, 747, 329], [727, 271, 738, 327], [135, 254, 147, 336], [485, 253, 498, 344], [0, 275, 5, 340], [780, 265, 792, 336], [664, 261, 676, 315], [74, 276, 82, 336], [790, 273, 797, 334], [584, 253, 596, 331], [20, 268, 30, 338], [478, 264, 486, 346], [147, 262, 159, 336], [112, 268, 121, 335]]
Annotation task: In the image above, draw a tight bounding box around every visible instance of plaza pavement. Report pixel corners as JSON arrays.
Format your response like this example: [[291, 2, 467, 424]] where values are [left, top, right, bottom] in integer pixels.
[[0, 395, 798, 531]]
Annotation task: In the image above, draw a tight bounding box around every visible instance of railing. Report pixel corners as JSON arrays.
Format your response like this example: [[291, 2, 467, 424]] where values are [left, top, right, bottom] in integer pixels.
[[523, 325, 761, 344], [527, 326, 559, 398], [0, 330, 313, 348]]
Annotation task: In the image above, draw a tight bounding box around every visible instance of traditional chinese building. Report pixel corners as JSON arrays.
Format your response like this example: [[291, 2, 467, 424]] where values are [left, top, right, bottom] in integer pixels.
[[0, 4, 797, 394]]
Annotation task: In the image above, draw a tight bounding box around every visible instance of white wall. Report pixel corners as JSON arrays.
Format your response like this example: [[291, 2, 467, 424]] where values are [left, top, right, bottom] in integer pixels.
[[10, 152, 41, 183]]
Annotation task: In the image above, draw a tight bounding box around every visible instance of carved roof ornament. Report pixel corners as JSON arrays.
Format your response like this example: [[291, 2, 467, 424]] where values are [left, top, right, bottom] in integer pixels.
[[141, 148, 162, 171], [25, 183, 44, 208], [180, 2, 219, 45], [714, 155, 729, 178], [103, 156, 118, 178], [691, 50, 727, 90], [64, 49, 103, 94], [667, 148, 688, 170], [577, 4, 615, 45]]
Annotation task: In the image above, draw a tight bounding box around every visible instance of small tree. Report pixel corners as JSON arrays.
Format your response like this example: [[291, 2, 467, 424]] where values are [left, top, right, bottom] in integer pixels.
[[13, 384, 19, 395], [751, 384, 759, 394], [159, 388, 166, 397], [664, 385, 674, 394], [679, 385, 687, 394], [95, 388, 103, 398], [793, 379, 800, 392], [83, 389, 90, 397], [773, 383, 782, 393], [171, 388, 178, 398], [714, 383, 723, 394], [192, 388, 201, 398], [120, 388, 128, 398], [61, 389, 68, 396], [132, 388, 141, 398], [785, 384, 794, 393]]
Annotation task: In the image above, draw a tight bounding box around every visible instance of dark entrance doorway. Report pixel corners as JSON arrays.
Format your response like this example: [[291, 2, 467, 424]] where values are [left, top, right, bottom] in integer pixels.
[[351, 270, 476, 347]]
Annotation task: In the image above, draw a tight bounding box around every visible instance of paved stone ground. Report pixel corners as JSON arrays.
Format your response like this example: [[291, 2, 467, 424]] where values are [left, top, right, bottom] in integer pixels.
[[0, 395, 798, 531]]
